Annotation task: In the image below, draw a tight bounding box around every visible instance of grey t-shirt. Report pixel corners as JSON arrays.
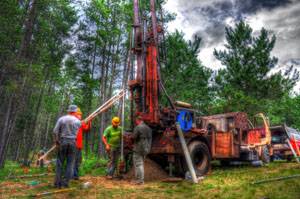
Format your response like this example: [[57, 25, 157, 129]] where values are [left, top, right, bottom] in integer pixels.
[[133, 123, 152, 154], [53, 115, 81, 139]]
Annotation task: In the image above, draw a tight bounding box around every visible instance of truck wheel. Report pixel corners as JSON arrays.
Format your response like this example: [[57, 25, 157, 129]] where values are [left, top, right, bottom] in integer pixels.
[[261, 145, 270, 164], [188, 141, 211, 176]]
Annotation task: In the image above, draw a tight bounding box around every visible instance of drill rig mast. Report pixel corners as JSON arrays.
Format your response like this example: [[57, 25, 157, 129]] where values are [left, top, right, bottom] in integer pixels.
[[127, 0, 210, 176], [128, 0, 169, 128]]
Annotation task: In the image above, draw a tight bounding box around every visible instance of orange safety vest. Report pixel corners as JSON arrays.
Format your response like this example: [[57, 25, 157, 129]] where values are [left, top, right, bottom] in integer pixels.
[[76, 121, 91, 148]]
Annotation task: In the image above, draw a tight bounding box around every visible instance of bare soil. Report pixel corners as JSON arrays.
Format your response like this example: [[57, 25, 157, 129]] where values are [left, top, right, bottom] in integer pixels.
[[122, 158, 171, 181]]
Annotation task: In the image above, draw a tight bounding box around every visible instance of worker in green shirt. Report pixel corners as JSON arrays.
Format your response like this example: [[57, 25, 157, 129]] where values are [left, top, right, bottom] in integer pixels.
[[102, 116, 123, 179]]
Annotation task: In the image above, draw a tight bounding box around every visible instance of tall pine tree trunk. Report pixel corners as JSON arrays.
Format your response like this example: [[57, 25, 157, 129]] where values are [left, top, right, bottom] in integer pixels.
[[0, 0, 38, 168]]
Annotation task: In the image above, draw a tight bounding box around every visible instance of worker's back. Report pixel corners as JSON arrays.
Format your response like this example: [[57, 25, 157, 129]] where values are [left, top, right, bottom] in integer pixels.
[[54, 115, 81, 139], [133, 123, 152, 154]]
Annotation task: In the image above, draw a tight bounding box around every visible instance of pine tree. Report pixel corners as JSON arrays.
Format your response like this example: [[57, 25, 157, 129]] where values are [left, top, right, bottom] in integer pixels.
[[213, 21, 295, 115], [162, 30, 213, 115]]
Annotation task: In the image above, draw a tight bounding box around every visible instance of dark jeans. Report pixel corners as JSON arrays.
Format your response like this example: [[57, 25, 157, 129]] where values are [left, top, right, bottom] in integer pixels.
[[72, 148, 82, 179], [54, 139, 76, 187], [106, 146, 119, 176]]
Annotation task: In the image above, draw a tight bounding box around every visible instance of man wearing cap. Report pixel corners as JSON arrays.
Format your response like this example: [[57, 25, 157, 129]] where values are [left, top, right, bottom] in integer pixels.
[[53, 105, 82, 189], [130, 116, 152, 185], [72, 108, 93, 180], [102, 117, 123, 179]]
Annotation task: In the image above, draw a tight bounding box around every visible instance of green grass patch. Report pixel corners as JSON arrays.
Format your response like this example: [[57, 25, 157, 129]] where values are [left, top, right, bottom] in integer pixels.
[[1, 159, 300, 198]]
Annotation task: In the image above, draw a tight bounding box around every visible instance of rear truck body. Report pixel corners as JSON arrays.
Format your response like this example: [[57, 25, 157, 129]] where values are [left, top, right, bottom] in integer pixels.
[[199, 111, 271, 166], [269, 124, 300, 161]]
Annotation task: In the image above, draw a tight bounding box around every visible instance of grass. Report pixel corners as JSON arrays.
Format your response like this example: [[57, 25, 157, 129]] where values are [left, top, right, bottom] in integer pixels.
[[0, 158, 300, 198]]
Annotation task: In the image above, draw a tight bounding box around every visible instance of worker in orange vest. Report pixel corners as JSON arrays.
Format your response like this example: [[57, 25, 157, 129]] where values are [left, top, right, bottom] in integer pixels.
[[72, 108, 93, 180]]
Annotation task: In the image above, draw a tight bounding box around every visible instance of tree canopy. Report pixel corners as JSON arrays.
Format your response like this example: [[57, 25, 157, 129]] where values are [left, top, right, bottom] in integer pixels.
[[213, 21, 297, 117]]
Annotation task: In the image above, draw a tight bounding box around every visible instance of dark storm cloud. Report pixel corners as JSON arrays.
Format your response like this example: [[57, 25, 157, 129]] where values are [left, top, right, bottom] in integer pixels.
[[235, 0, 292, 16], [179, 1, 234, 47], [291, 59, 300, 66], [175, 0, 295, 48], [251, 0, 300, 67]]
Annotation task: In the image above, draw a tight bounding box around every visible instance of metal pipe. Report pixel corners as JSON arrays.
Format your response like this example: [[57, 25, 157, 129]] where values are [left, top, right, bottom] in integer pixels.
[[293, 134, 300, 156], [131, 26, 135, 49], [149, 0, 158, 46], [38, 145, 56, 161], [133, 0, 142, 81], [169, 162, 172, 177], [7, 173, 54, 179], [85, 90, 126, 121], [84, 90, 126, 122], [286, 138, 300, 163], [159, 81, 176, 111], [142, 18, 147, 112], [130, 25, 135, 128], [175, 122, 198, 184], [174, 101, 191, 108], [120, 90, 125, 162], [251, 174, 300, 184], [29, 182, 92, 197]]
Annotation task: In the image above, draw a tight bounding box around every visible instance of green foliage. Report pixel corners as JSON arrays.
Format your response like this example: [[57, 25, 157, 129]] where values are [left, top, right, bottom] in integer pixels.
[[162, 30, 213, 115], [213, 21, 296, 116], [266, 93, 300, 129], [80, 153, 107, 176]]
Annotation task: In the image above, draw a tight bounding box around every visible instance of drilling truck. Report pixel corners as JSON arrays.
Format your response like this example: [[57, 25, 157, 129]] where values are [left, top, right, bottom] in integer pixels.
[[126, 0, 271, 176]]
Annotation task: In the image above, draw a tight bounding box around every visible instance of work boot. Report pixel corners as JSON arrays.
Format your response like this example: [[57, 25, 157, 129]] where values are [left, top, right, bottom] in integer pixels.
[[61, 184, 69, 189], [106, 176, 113, 180], [134, 180, 144, 185], [54, 185, 61, 189]]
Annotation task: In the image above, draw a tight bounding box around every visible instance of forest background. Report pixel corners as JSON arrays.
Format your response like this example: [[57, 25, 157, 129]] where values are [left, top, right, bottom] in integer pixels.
[[0, 0, 299, 169]]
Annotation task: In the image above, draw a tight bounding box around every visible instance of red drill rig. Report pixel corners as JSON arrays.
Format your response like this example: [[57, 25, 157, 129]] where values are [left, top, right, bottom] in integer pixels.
[[127, 0, 210, 176]]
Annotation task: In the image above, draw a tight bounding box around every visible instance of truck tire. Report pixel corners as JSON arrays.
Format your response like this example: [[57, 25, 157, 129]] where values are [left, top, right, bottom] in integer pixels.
[[261, 145, 270, 164], [188, 141, 211, 176]]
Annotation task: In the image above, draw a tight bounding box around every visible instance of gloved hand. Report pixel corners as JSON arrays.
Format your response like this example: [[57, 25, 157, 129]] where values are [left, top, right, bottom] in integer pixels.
[[90, 115, 95, 121], [81, 120, 86, 125]]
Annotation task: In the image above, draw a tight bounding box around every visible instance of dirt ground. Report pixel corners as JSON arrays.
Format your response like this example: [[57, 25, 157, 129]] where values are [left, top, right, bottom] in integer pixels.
[[1, 160, 300, 199]]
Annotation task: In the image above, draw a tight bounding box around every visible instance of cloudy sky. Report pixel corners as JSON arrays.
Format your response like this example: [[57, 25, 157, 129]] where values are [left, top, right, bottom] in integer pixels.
[[164, 0, 300, 91]]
